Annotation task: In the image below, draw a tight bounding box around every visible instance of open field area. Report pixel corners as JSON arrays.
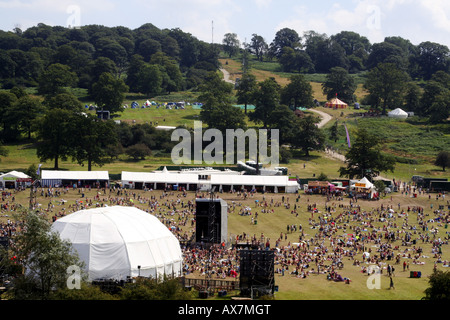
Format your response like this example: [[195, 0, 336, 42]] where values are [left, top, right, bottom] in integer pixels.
[[0, 44, 448, 302], [2, 183, 449, 300]]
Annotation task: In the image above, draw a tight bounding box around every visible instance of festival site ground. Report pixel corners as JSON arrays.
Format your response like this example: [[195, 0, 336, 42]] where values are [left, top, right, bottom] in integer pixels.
[[1, 178, 448, 300]]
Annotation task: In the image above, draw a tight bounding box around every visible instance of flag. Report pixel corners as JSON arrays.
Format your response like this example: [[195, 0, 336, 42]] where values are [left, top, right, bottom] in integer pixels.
[[36, 164, 42, 176], [344, 124, 351, 148]]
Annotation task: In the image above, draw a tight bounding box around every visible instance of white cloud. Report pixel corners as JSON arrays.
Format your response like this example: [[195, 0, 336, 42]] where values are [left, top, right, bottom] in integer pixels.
[[274, 1, 393, 44], [253, 0, 271, 10], [420, 0, 450, 33]]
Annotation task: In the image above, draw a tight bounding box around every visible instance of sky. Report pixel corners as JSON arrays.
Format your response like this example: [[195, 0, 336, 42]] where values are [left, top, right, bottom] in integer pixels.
[[1, 0, 450, 48]]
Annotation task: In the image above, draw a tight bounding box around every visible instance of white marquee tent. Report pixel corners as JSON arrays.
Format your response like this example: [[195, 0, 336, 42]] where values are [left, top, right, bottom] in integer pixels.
[[388, 108, 408, 119], [51, 206, 183, 281], [121, 170, 299, 193], [41, 170, 109, 187]]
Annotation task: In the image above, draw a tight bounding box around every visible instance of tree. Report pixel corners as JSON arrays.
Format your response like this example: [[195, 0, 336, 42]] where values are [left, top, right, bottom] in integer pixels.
[[9, 210, 84, 299], [0, 90, 18, 141], [403, 82, 422, 113], [423, 270, 450, 300], [91, 72, 128, 114], [36, 109, 76, 169], [304, 34, 349, 73], [88, 57, 118, 90], [37, 63, 78, 97], [278, 47, 315, 73], [150, 52, 184, 93], [222, 33, 240, 58], [291, 115, 325, 156], [416, 41, 450, 80], [385, 36, 419, 76], [71, 114, 118, 171], [269, 28, 301, 59], [434, 151, 450, 171], [126, 143, 151, 160], [248, 34, 268, 62], [329, 121, 339, 143], [429, 91, 450, 124], [198, 72, 246, 131], [126, 54, 146, 91], [366, 41, 408, 71], [267, 104, 298, 145], [322, 67, 357, 104], [364, 63, 409, 115], [250, 77, 280, 128], [136, 38, 162, 61], [236, 72, 257, 114], [119, 276, 192, 300], [46, 92, 83, 112], [420, 72, 450, 117], [280, 74, 314, 109], [11, 95, 43, 139], [339, 127, 395, 180], [136, 63, 163, 96], [331, 31, 371, 57], [373, 180, 386, 196]]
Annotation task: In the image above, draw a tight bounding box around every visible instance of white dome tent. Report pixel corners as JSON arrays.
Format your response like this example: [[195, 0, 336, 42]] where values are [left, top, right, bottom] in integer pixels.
[[51, 206, 183, 281], [388, 108, 408, 119]]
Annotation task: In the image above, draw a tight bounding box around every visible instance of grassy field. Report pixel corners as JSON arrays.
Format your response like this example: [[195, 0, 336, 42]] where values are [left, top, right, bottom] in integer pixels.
[[219, 56, 369, 104], [3, 180, 448, 300], [1, 61, 449, 301]]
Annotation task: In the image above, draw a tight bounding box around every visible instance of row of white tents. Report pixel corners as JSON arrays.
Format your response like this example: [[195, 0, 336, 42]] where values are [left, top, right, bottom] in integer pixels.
[[3, 169, 378, 196], [37, 169, 299, 193]]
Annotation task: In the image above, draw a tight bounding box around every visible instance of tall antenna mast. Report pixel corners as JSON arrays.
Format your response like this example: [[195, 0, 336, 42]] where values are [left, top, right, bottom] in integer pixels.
[[211, 20, 214, 44]]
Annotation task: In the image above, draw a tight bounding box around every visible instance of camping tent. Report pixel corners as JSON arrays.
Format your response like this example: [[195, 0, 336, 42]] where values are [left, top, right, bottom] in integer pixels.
[[388, 108, 408, 119], [51, 206, 183, 281], [325, 97, 348, 109]]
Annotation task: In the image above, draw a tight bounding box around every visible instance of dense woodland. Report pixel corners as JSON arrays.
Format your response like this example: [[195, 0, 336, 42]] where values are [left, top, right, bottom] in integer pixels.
[[0, 23, 448, 172]]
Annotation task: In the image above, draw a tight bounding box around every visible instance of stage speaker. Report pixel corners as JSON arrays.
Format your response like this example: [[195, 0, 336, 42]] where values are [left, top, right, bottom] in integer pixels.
[[195, 198, 227, 244], [239, 249, 274, 294]]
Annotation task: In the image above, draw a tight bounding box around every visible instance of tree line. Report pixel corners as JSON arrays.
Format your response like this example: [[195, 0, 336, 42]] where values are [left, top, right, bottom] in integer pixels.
[[0, 23, 218, 95], [224, 28, 450, 79], [0, 23, 219, 169], [223, 29, 450, 122]]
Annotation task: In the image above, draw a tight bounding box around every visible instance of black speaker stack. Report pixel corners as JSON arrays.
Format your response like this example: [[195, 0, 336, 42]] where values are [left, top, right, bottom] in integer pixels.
[[195, 198, 227, 244], [239, 249, 275, 297]]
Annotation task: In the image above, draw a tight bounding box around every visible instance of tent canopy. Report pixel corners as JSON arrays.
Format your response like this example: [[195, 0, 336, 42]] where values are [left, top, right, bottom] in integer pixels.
[[0, 170, 30, 179], [51, 206, 183, 281], [388, 108, 408, 119], [325, 97, 348, 108]]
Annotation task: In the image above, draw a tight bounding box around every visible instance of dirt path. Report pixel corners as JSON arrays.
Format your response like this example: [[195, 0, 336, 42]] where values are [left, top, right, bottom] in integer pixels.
[[220, 68, 235, 85], [309, 108, 333, 128]]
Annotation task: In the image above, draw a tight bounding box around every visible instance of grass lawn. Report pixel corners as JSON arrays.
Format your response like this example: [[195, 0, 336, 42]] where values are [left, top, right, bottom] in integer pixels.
[[3, 181, 448, 300], [117, 105, 201, 128]]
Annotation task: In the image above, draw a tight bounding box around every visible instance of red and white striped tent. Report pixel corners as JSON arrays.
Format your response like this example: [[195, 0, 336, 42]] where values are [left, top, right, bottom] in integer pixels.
[[324, 96, 348, 109]]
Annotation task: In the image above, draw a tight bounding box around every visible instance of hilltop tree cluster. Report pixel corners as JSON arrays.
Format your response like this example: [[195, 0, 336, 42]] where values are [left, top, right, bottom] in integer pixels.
[[0, 23, 218, 93], [0, 23, 218, 169]]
